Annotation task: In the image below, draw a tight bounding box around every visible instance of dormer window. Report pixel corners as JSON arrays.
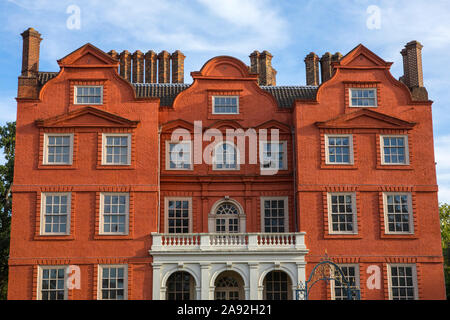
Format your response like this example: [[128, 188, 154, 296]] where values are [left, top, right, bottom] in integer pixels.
[[74, 86, 103, 105], [349, 88, 377, 107], [212, 96, 239, 114]]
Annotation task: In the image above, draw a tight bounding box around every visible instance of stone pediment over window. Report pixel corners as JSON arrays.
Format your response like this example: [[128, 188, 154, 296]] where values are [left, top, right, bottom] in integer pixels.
[[57, 43, 118, 68], [315, 109, 416, 130], [35, 107, 139, 128]]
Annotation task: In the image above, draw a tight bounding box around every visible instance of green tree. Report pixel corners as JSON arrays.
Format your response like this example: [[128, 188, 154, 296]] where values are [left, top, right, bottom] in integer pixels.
[[441, 203, 450, 248], [0, 121, 15, 300], [439, 203, 450, 299]]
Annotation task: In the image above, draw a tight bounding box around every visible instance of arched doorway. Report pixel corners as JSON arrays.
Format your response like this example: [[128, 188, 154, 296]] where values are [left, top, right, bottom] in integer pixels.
[[263, 270, 292, 300], [166, 271, 196, 300], [214, 271, 245, 300]]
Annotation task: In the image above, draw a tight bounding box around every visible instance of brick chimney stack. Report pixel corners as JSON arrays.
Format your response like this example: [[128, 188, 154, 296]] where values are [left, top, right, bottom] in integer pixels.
[[119, 50, 131, 81], [171, 50, 185, 83], [258, 51, 276, 86], [331, 52, 343, 77], [320, 52, 332, 83], [400, 41, 428, 100], [132, 50, 144, 83], [145, 50, 157, 83], [21, 28, 42, 77], [18, 28, 42, 99], [304, 52, 320, 86], [249, 50, 260, 75], [158, 50, 171, 83]]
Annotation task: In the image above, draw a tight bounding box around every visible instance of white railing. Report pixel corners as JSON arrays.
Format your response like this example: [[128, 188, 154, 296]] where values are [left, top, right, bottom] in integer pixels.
[[150, 232, 306, 252]]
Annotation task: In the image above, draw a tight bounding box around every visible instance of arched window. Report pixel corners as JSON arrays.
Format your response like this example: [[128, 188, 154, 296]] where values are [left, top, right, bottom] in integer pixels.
[[213, 142, 238, 170], [166, 271, 196, 300], [215, 202, 240, 233], [214, 271, 244, 300], [208, 199, 246, 233], [263, 271, 292, 300]]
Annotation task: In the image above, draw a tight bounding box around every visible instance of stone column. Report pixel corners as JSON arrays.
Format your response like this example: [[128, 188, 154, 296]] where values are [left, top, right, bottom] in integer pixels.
[[152, 263, 162, 300]]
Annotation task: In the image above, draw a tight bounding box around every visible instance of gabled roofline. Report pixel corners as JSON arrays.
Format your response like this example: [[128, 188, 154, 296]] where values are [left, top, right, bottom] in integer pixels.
[[35, 106, 140, 128]]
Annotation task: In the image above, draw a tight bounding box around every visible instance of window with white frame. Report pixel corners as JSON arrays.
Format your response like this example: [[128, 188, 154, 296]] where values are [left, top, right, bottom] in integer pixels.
[[214, 202, 240, 233], [349, 88, 377, 107], [260, 141, 287, 170], [331, 264, 360, 300], [102, 134, 131, 165], [328, 193, 357, 234], [325, 135, 353, 164], [261, 197, 288, 233], [38, 266, 67, 300], [388, 264, 418, 300], [100, 193, 129, 235], [166, 198, 191, 234], [212, 96, 239, 114], [98, 265, 127, 300], [380, 135, 409, 165], [213, 142, 239, 170], [41, 193, 71, 235], [167, 141, 192, 170], [383, 193, 413, 234], [43, 133, 73, 165], [74, 85, 103, 105]]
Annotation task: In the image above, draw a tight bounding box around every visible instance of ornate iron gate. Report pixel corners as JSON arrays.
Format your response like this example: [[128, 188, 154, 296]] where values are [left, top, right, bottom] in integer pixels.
[[296, 256, 360, 300]]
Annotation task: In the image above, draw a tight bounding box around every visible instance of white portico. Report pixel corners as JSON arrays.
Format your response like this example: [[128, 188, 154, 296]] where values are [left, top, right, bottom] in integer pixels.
[[150, 232, 308, 300]]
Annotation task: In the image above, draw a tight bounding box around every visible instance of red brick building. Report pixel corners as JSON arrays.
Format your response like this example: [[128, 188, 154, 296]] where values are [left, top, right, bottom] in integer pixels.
[[7, 28, 446, 300]]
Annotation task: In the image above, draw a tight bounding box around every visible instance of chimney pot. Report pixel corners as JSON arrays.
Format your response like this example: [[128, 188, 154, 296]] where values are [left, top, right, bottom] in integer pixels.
[[158, 50, 171, 83], [304, 52, 320, 86], [258, 50, 276, 86], [144, 50, 157, 83], [119, 50, 131, 81], [132, 50, 144, 83], [171, 50, 185, 83], [21, 27, 42, 77]]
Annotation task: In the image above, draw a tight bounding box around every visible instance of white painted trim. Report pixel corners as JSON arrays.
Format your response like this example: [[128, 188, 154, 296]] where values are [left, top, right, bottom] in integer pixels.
[[387, 263, 418, 300], [259, 140, 288, 171], [382, 192, 414, 234], [260, 196, 289, 233], [380, 134, 410, 165], [327, 192, 358, 234], [208, 198, 246, 233], [101, 133, 131, 165], [212, 141, 240, 171], [330, 263, 360, 300], [43, 133, 74, 165], [37, 265, 68, 300], [74, 85, 103, 105], [348, 88, 377, 107], [40, 192, 71, 236], [99, 192, 130, 235], [164, 197, 193, 234], [97, 264, 128, 300], [165, 140, 193, 170], [212, 95, 239, 114], [324, 134, 354, 165]]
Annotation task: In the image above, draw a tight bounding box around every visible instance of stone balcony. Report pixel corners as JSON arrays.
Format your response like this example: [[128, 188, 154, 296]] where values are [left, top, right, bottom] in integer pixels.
[[150, 232, 307, 253]]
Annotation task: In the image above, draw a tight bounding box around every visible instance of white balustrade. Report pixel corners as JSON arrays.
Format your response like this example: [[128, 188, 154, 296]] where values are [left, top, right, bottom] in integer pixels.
[[150, 232, 306, 252]]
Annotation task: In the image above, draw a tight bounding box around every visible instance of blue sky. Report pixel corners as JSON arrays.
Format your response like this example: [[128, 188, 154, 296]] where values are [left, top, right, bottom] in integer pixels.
[[1, 0, 450, 202]]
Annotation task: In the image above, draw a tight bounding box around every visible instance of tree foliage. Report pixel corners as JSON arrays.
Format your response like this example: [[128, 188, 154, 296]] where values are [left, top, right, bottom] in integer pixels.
[[0, 121, 15, 300], [440, 203, 450, 249]]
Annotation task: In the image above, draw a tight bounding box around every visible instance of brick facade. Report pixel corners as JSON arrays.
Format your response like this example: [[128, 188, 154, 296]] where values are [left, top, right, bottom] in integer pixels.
[[7, 29, 446, 300]]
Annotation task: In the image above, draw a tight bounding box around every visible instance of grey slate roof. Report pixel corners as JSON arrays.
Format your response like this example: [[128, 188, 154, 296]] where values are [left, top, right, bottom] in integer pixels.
[[37, 72, 58, 85], [37, 72, 318, 108]]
